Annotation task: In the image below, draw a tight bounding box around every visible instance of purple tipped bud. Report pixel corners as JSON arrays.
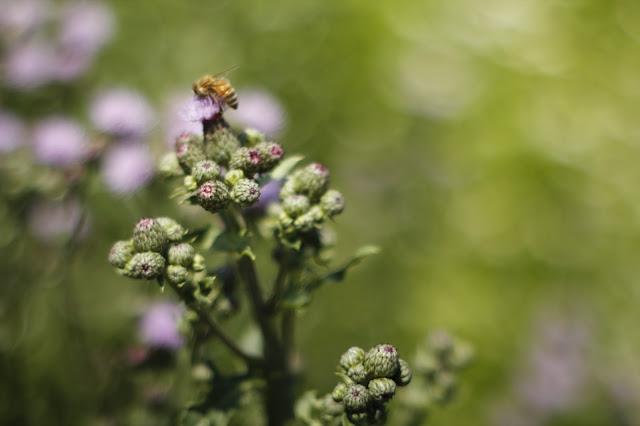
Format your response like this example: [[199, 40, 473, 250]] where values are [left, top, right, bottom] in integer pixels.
[[133, 218, 169, 253], [342, 384, 371, 413], [124, 252, 165, 280], [229, 147, 263, 175], [175, 132, 205, 171], [231, 178, 260, 207], [197, 180, 230, 213], [256, 141, 284, 172], [363, 344, 400, 379], [191, 160, 221, 183], [296, 163, 330, 200]]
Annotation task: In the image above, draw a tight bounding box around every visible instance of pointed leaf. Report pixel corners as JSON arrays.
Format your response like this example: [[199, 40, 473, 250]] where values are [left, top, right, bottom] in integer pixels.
[[269, 155, 305, 180]]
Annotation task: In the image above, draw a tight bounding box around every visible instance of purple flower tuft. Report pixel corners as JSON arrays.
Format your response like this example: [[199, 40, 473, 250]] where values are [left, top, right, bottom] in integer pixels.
[[3, 41, 57, 89], [58, 1, 114, 55], [227, 88, 286, 136], [31, 117, 89, 167], [27, 197, 89, 243], [90, 88, 154, 139], [180, 95, 220, 122], [101, 143, 154, 194], [0, 111, 26, 153], [163, 94, 203, 146], [138, 302, 185, 350]]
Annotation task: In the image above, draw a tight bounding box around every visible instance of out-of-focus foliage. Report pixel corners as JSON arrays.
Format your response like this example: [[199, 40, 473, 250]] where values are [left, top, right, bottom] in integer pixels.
[[2, 0, 640, 424]]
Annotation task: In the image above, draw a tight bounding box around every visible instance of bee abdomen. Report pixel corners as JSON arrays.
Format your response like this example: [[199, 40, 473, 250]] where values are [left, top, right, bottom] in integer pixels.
[[225, 91, 239, 109]]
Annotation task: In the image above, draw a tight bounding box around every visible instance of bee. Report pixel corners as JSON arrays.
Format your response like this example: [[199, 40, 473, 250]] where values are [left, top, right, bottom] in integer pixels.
[[192, 66, 239, 110]]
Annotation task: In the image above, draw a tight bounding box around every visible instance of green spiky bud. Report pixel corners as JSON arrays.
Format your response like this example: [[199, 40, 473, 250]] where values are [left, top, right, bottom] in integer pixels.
[[320, 189, 345, 217], [368, 378, 396, 403], [133, 218, 169, 253], [175, 133, 205, 172], [231, 178, 260, 207], [342, 384, 371, 413], [124, 252, 165, 280], [278, 211, 294, 229], [167, 243, 195, 267], [184, 175, 198, 191], [347, 364, 368, 385], [192, 253, 206, 272], [197, 180, 230, 213], [293, 211, 316, 233], [166, 264, 188, 284], [279, 178, 298, 200], [156, 217, 186, 242], [282, 194, 310, 218], [340, 346, 366, 371], [394, 359, 412, 386], [332, 382, 348, 402], [297, 163, 330, 200], [204, 122, 240, 165], [224, 169, 245, 186], [191, 160, 221, 183], [239, 128, 265, 146], [109, 240, 135, 269], [158, 152, 183, 177], [363, 344, 400, 379], [229, 147, 263, 175], [307, 205, 325, 222], [256, 141, 284, 172]]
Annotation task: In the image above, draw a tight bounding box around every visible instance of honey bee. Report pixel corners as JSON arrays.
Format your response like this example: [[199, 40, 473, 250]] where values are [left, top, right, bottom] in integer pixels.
[[192, 66, 239, 110]]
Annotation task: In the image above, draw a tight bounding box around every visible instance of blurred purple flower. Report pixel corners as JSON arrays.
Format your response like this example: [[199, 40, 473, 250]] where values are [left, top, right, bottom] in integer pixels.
[[0, 111, 26, 153], [0, 0, 51, 38], [3, 41, 57, 89], [52, 47, 94, 82], [180, 95, 220, 122], [90, 88, 154, 139], [58, 1, 114, 55], [27, 197, 89, 243], [31, 117, 89, 167], [139, 302, 185, 350], [101, 143, 154, 194], [164, 94, 203, 146], [226, 88, 286, 136]]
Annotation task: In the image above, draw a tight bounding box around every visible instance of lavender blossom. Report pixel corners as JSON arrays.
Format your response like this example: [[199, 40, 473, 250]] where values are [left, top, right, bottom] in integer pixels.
[[163, 94, 203, 146], [57, 1, 114, 55], [0, 111, 26, 153], [227, 88, 286, 136], [180, 95, 220, 122], [0, 0, 51, 38], [27, 197, 89, 243], [3, 41, 56, 89], [101, 143, 154, 194], [138, 302, 185, 350], [90, 88, 155, 139], [31, 117, 89, 167]]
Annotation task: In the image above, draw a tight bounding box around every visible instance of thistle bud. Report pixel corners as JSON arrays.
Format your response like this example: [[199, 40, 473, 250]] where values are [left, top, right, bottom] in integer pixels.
[[224, 169, 245, 186], [278, 211, 294, 229], [191, 160, 221, 183], [167, 243, 195, 267], [109, 240, 135, 269], [282, 194, 310, 218], [256, 141, 284, 172], [158, 152, 183, 177], [229, 147, 263, 175], [340, 346, 366, 371], [155, 217, 186, 242], [192, 253, 206, 272], [133, 218, 169, 253], [342, 384, 371, 413], [332, 382, 348, 402], [184, 175, 198, 191], [205, 124, 240, 165], [363, 344, 400, 379], [239, 128, 265, 146], [394, 359, 412, 386], [166, 264, 188, 284], [293, 211, 316, 233], [347, 363, 368, 385], [320, 394, 345, 417], [307, 205, 325, 222], [320, 189, 345, 217], [279, 178, 298, 199], [368, 378, 396, 403], [297, 163, 330, 200], [175, 133, 205, 172], [231, 178, 260, 207], [197, 180, 230, 213], [124, 252, 165, 280]]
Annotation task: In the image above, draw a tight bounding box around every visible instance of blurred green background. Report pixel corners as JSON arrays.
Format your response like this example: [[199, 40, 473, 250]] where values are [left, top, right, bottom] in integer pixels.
[[3, 0, 640, 425]]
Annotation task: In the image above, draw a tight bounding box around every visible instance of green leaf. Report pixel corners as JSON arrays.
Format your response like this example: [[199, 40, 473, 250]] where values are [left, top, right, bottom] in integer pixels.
[[269, 154, 305, 180], [211, 230, 256, 260], [307, 245, 380, 291]]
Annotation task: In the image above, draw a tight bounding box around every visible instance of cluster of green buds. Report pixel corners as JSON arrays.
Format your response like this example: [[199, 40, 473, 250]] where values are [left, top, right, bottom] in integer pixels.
[[409, 331, 473, 405], [108, 217, 217, 304], [275, 162, 344, 237], [161, 121, 284, 214], [321, 344, 411, 425]]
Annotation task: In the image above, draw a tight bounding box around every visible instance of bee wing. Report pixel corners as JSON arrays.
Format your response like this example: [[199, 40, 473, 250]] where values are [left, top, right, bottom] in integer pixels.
[[213, 65, 239, 78]]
